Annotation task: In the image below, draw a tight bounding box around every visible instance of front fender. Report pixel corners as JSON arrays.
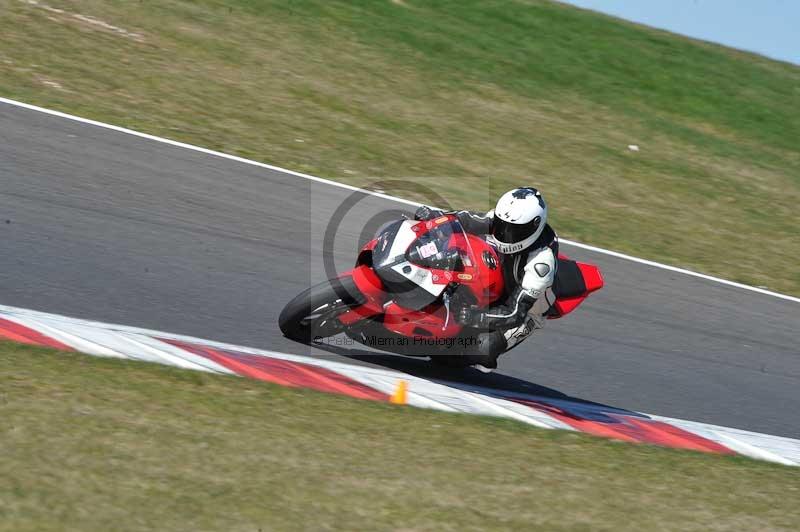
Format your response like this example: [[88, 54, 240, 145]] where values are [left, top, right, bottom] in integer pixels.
[[336, 265, 385, 326]]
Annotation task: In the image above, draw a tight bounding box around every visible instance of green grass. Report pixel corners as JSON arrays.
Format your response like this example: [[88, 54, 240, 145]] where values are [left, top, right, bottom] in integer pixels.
[[2, 341, 799, 531], [1, 0, 799, 294]]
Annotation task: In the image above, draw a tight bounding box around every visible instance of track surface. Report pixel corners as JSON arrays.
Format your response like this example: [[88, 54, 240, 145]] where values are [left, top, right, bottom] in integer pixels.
[[2, 103, 798, 437]]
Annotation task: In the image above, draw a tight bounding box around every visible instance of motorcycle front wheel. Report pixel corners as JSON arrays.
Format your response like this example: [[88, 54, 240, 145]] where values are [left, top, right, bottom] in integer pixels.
[[278, 276, 365, 343]]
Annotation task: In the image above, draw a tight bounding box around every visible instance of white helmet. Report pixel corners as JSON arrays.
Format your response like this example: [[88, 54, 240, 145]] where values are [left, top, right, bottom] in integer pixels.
[[489, 187, 548, 254]]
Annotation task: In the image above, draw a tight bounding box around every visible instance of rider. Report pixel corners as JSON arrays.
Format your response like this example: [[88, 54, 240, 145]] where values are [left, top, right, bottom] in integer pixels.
[[414, 187, 558, 370]]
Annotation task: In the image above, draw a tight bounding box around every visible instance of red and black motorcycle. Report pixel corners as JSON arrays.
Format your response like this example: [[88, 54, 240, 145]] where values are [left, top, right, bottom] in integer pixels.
[[279, 214, 603, 363]]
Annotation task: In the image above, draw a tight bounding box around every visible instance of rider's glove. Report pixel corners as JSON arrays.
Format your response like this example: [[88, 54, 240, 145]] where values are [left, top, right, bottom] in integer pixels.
[[457, 306, 490, 329], [457, 286, 539, 330], [414, 205, 444, 221]]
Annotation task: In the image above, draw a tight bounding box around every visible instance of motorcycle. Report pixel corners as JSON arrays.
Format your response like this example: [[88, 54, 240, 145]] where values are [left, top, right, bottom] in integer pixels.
[[279, 214, 603, 365]]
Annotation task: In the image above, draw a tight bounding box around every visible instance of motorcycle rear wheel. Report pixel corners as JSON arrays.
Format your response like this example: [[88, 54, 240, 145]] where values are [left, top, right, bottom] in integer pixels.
[[278, 276, 365, 342]]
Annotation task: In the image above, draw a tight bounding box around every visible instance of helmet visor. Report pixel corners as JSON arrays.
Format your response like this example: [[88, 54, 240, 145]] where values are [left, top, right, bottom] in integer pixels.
[[491, 215, 541, 246]]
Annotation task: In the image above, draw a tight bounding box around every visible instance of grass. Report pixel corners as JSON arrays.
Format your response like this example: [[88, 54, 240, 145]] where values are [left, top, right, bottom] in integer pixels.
[[1, 0, 799, 294], [1, 340, 799, 531]]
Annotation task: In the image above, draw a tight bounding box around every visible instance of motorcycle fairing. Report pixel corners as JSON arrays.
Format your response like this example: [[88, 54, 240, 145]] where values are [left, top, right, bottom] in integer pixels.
[[337, 215, 504, 338]]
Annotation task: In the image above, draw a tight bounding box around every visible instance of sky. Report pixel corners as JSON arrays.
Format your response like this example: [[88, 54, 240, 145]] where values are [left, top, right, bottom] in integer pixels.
[[559, 0, 800, 65]]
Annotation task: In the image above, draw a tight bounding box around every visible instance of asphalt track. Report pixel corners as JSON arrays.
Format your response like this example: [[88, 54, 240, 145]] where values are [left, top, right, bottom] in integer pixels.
[[1, 102, 798, 438]]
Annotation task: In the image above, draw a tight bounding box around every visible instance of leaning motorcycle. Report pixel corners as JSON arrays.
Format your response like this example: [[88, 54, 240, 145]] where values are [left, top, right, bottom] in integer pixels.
[[279, 214, 603, 365]]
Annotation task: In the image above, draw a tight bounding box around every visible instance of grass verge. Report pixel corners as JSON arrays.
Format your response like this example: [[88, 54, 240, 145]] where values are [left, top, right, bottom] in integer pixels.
[[1, 1, 799, 294], [2, 340, 799, 531]]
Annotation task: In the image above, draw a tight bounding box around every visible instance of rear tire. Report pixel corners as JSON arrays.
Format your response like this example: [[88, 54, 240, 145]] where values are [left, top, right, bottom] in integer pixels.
[[279, 276, 365, 342]]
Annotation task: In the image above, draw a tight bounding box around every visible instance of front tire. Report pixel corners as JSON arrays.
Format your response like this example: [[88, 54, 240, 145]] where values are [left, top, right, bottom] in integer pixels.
[[279, 276, 364, 342]]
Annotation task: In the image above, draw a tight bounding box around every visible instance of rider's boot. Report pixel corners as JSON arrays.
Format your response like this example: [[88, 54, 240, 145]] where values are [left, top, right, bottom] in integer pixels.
[[472, 316, 544, 372]]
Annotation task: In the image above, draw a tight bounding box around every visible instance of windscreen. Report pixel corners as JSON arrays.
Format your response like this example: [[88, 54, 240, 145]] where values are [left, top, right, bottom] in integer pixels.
[[406, 219, 470, 272]]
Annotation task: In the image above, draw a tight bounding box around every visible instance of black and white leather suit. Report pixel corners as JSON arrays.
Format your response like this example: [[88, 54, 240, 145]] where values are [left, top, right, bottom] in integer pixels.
[[414, 206, 558, 361]]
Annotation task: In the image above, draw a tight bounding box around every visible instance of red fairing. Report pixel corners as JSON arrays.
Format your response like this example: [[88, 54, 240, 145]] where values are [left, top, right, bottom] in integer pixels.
[[337, 216, 505, 337], [449, 232, 505, 308], [383, 302, 462, 338], [348, 264, 383, 301], [337, 265, 385, 325]]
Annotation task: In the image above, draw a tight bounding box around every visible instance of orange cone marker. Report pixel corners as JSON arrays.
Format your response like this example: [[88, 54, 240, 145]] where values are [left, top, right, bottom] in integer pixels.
[[390, 379, 408, 405]]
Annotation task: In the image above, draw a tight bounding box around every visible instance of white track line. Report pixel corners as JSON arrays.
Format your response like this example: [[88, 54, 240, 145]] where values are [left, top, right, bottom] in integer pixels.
[[2, 96, 798, 304]]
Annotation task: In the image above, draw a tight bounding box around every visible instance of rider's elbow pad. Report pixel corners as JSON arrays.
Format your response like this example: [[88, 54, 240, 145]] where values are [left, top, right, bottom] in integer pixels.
[[521, 247, 556, 297]]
